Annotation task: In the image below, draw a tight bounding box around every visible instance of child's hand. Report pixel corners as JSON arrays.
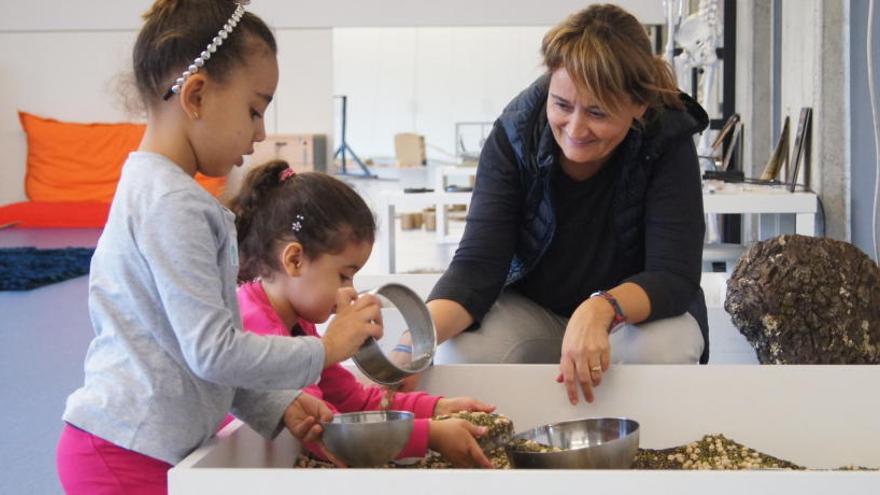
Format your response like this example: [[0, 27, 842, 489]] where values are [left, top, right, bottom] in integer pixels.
[[283, 393, 333, 444], [322, 288, 384, 367], [433, 397, 496, 416], [428, 418, 493, 468], [283, 393, 347, 467]]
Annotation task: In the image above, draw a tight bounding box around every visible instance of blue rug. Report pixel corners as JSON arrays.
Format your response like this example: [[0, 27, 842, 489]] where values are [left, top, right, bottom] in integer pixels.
[[0, 247, 95, 291]]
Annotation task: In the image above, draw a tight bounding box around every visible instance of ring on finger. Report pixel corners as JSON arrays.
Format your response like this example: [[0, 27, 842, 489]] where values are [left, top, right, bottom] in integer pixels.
[[590, 365, 602, 373]]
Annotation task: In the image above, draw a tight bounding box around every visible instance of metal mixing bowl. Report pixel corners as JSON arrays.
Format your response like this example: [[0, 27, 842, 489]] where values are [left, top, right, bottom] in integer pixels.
[[352, 283, 436, 385], [506, 417, 640, 469], [321, 411, 414, 467]]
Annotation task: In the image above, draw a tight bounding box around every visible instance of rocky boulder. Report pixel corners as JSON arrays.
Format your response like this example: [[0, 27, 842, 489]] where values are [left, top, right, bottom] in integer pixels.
[[724, 235, 880, 364]]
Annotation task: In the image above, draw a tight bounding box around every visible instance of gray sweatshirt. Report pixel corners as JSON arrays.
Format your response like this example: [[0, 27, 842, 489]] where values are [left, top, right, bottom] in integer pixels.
[[63, 152, 325, 464]]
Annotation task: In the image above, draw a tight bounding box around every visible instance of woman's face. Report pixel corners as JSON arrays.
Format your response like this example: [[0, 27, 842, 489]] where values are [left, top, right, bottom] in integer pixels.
[[546, 68, 646, 172]]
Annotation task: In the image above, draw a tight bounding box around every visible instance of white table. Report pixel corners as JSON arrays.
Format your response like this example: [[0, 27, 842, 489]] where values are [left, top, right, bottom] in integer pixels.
[[170, 365, 880, 494], [377, 191, 472, 273], [376, 183, 819, 274], [433, 165, 478, 242], [702, 184, 818, 238]]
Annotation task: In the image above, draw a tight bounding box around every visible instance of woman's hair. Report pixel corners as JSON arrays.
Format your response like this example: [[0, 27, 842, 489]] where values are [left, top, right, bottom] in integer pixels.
[[541, 4, 684, 115], [133, 0, 277, 107], [229, 161, 376, 282]]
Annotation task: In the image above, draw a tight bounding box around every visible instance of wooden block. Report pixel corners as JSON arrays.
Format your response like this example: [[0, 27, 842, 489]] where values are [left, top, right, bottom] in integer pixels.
[[400, 213, 423, 230], [394, 133, 426, 168], [423, 208, 436, 231], [250, 134, 328, 173]]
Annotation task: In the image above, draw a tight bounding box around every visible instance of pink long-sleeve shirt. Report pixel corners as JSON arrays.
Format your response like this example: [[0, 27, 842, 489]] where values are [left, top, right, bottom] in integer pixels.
[[236, 281, 439, 459]]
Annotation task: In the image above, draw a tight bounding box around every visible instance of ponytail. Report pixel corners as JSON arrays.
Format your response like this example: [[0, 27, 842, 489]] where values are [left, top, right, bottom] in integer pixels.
[[229, 161, 376, 283]]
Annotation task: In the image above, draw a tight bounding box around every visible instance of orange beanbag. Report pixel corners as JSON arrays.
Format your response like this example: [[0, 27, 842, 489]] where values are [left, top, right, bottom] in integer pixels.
[[18, 111, 225, 201]]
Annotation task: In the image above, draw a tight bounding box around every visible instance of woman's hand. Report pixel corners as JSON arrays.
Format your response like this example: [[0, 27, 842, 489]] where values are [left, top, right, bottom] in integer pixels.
[[428, 419, 493, 468], [322, 288, 384, 367], [433, 397, 495, 416], [558, 297, 614, 404], [282, 393, 346, 467]]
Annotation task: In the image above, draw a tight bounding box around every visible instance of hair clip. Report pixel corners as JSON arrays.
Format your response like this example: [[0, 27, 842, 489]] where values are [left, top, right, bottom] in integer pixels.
[[291, 214, 305, 233], [162, 1, 249, 100], [279, 167, 296, 182]]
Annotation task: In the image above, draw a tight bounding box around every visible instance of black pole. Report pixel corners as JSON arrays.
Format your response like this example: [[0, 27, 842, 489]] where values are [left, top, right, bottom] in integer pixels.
[[721, 0, 740, 245], [722, 0, 736, 124]]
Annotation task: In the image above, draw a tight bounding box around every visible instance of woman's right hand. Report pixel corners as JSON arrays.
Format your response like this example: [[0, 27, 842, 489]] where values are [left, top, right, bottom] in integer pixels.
[[321, 288, 383, 367], [428, 418, 493, 468]]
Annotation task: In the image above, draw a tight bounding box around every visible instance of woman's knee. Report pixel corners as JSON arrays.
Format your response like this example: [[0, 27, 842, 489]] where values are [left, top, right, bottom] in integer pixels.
[[611, 313, 704, 364], [434, 291, 565, 364]]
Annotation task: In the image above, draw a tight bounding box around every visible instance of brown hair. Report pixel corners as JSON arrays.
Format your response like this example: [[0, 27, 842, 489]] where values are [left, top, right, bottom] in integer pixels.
[[133, 0, 277, 107], [542, 4, 683, 116], [229, 161, 376, 282]]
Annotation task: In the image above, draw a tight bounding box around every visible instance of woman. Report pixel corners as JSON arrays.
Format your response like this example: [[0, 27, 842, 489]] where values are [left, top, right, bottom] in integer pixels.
[[404, 4, 709, 404]]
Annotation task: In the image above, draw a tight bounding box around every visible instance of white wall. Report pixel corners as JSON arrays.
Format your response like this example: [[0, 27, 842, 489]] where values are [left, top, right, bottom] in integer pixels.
[[0, 26, 334, 204], [0, 0, 663, 203], [0, 31, 136, 203], [779, 0, 849, 240], [333, 27, 548, 160], [0, 1, 664, 31]]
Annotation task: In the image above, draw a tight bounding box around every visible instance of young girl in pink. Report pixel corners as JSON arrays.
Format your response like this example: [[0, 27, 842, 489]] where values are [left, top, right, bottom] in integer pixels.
[[57, 2, 383, 493], [231, 161, 496, 468]]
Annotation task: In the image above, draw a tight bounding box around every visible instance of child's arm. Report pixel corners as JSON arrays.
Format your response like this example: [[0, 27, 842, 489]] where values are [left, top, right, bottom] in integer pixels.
[[139, 195, 325, 390], [317, 364, 440, 417], [230, 388, 300, 439], [231, 387, 339, 443]]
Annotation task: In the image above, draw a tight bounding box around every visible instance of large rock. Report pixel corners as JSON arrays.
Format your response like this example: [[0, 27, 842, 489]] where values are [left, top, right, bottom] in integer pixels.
[[724, 235, 880, 364]]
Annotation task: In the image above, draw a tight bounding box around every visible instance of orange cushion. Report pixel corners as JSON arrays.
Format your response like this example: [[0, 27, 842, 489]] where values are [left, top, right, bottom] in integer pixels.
[[18, 111, 225, 201], [0, 201, 110, 228]]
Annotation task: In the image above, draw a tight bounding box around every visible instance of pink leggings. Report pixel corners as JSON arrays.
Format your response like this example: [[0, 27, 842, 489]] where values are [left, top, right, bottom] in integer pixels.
[[57, 423, 172, 495]]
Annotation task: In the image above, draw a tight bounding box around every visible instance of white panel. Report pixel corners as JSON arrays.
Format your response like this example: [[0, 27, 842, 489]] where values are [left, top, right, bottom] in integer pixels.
[[414, 27, 547, 159], [333, 26, 547, 160], [333, 28, 419, 160], [779, 0, 819, 188], [0, 31, 137, 203], [0, 0, 149, 31], [0, 1, 665, 31], [272, 28, 334, 137]]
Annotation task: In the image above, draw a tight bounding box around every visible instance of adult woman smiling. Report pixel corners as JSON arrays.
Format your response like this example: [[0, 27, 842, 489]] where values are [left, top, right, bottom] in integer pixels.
[[412, 4, 710, 405]]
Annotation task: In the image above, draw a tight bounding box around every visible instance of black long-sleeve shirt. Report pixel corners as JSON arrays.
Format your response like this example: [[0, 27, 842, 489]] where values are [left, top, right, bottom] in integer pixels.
[[429, 121, 705, 323]]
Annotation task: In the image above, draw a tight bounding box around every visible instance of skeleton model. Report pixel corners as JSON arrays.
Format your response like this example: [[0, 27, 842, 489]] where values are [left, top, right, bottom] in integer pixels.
[[665, 0, 724, 243], [665, 0, 722, 168]]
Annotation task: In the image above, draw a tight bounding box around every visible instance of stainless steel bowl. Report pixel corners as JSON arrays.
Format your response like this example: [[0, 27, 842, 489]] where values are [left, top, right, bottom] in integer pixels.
[[321, 411, 414, 467], [352, 283, 436, 385], [506, 417, 640, 469]]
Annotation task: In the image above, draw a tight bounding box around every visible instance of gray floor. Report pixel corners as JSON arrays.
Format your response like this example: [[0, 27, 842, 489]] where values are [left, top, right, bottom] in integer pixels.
[[0, 183, 756, 493], [0, 229, 101, 494]]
